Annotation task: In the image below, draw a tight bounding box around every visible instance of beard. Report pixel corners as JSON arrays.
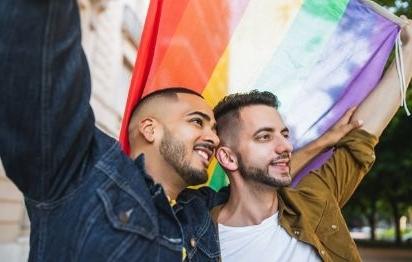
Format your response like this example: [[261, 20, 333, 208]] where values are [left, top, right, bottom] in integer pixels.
[[237, 154, 291, 188], [159, 128, 208, 186]]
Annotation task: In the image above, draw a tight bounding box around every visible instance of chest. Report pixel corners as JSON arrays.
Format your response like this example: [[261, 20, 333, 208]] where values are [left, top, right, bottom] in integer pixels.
[[218, 215, 321, 262], [279, 191, 360, 261], [27, 159, 186, 262]]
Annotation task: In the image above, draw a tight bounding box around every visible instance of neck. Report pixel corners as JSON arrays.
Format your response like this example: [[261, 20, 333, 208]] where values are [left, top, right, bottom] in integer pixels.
[[135, 148, 186, 200], [218, 173, 279, 226]]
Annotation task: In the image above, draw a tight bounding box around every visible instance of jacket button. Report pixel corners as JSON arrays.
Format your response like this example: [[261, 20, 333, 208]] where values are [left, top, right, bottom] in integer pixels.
[[320, 250, 325, 256], [119, 209, 133, 224], [119, 212, 129, 224], [190, 238, 197, 248], [294, 230, 300, 235], [331, 224, 337, 230]]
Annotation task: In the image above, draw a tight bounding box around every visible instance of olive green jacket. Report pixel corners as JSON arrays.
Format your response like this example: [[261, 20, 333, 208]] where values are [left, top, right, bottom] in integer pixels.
[[211, 129, 378, 261]]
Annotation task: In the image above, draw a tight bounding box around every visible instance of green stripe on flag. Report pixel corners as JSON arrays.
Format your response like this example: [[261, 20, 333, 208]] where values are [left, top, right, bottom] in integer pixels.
[[303, 0, 349, 22], [253, 0, 350, 112], [208, 164, 229, 191]]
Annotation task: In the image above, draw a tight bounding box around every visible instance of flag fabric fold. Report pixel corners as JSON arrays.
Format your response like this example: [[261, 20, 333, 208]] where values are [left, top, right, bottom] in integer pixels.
[[120, 0, 403, 190]]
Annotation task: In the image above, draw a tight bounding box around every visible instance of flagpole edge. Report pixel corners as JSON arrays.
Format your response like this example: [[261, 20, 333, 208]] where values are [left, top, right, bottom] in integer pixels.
[[361, 0, 408, 27]]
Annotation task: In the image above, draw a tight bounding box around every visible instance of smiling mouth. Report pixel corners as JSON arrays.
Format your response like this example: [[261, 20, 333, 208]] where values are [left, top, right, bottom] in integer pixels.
[[193, 145, 214, 163], [269, 158, 290, 169], [195, 149, 210, 160], [270, 162, 289, 167]]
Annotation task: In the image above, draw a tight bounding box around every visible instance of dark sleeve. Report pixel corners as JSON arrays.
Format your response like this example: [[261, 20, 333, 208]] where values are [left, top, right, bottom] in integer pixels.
[[0, 0, 95, 201], [179, 186, 229, 209], [297, 129, 378, 207]]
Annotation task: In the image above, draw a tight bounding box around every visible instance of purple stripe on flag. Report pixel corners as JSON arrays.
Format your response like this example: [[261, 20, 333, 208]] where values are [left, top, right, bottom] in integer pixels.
[[292, 0, 399, 186]]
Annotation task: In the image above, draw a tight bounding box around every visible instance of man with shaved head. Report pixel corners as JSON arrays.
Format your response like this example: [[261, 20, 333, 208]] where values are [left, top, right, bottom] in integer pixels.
[[0, 0, 225, 260], [127, 88, 218, 199]]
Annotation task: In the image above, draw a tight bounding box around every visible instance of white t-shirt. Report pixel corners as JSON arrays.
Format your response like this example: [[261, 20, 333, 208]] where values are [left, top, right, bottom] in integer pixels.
[[218, 212, 321, 262]]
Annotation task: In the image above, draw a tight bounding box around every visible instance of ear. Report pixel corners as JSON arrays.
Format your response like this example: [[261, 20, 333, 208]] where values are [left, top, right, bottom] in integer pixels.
[[138, 117, 157, 143], [216, 146, 238, 172]]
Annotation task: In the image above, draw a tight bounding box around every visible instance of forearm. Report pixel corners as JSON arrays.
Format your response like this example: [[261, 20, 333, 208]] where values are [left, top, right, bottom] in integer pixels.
[[291, 139, 329, 178], [297, 130, 378, 207], [0, 0, 94, 200], [291, 107, 360, 178], [352, 42, 412, 137]]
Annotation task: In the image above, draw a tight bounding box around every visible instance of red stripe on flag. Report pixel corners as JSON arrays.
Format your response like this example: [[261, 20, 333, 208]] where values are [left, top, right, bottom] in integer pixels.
[[145, 0, 191, 82], [119, 0, 190, 153], [119, 0, 250, 153]]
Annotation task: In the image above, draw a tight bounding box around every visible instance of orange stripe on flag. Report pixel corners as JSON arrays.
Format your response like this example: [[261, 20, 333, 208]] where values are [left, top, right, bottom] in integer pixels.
[[145, 0, 191, 79], [120, 0, 250, 153], [144, 1, 236, 96]]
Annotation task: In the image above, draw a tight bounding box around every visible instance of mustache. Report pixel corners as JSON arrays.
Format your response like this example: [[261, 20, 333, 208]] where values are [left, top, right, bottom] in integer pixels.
[[272, 152, 290, 162], [194, 142, 215, 151]]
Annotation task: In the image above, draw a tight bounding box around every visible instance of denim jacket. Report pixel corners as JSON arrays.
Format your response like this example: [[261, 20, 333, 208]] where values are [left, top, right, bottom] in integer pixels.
[[0, 0, 222, 261]]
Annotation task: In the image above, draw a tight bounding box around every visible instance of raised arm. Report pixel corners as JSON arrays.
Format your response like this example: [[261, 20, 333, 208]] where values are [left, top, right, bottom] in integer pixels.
[[297, 18, 412, 206], [352, 18, 412, 137], [0, 0, 95, 201], [290, 107, 362, 178]]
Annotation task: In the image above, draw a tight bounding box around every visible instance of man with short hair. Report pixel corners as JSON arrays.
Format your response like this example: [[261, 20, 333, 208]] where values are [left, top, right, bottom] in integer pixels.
[[127, 88, 219, 199], [211, 19, 412, 261], [0, 1, 348, 261]]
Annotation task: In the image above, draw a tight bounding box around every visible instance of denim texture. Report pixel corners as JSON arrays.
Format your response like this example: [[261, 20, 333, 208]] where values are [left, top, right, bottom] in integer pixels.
[[0, 0, 223, 261]]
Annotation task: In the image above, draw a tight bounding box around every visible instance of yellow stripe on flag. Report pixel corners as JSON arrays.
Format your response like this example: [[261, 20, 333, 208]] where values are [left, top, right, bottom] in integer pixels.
[[204, 0, 303, 96], [189, 157, 219, 189], [202, 49, 230, 108]]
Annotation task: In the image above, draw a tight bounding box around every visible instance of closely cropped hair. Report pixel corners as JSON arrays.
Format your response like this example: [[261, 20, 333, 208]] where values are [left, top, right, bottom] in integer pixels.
[[213, 90, 279, 145], [133, 87, 202, 115], [128, 87, 202, 148], [214, 90, 279, 121]]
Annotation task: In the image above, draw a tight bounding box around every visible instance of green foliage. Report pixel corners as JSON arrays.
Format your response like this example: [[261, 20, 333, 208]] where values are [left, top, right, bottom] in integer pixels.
[[377, 0, 412, 17]]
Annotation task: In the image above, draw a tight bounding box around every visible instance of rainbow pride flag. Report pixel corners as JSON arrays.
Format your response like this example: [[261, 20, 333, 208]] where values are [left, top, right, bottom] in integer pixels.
[[120, 0, 405, 190]]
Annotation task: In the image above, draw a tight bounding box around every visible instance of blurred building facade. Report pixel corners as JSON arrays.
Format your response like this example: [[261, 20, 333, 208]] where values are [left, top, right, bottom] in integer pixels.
[[0, 0, 148, 260], [80, 0, 148, 136]]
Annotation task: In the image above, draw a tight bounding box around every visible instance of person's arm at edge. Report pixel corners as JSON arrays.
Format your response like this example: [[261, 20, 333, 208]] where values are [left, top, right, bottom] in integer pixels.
[[352, 18, 412, 137], [0, 1, 95, 201], [296, 19, 412, 206]]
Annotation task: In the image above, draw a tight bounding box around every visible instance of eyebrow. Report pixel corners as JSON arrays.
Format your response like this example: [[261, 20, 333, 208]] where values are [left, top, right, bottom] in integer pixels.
[[253, 127, 289, 136], [187, 111, 211, 121], [281, 127, 289, 134], [187, 111, 217, 131]]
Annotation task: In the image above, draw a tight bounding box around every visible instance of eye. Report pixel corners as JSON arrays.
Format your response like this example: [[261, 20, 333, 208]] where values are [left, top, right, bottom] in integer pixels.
[[282, 133, 290, 139], [256, 133, 272, 142], [190, 117, 203, 127]]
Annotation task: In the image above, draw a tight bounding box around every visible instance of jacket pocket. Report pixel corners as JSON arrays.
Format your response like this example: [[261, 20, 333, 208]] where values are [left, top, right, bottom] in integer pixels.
[[97, 182, 157, 239], [315, 200, 357, 261], [74, 179, 161, 262]]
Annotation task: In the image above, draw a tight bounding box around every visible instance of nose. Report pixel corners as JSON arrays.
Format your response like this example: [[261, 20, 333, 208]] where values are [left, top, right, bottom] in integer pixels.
[[203, 128, 220, 148], [275, 136, 293, 155]]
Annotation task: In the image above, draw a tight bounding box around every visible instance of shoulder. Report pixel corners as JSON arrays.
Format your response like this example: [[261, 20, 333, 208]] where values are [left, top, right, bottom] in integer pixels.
[[335, 129, 378, 168], [178, 186, 229, 209]]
